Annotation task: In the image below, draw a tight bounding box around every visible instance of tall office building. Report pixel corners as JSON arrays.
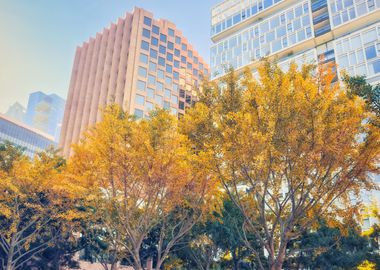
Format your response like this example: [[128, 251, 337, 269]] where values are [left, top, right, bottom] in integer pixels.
[[60, 7, 209, 157], [5, 102, 26, 123], [25, 91, 65, 142], [0, 114, 56, 158], [210, 0, 380, 85]]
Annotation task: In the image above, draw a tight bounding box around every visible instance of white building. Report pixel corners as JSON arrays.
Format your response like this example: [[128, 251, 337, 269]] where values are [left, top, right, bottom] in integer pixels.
[[210, 0, 380, 85]]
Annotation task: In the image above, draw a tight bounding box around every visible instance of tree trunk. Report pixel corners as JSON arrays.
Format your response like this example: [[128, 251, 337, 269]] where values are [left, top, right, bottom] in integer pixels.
[[270, 245, 286, 270], [6, 234, 16, 270], [110, 261, 118, 270], [146, 257, 153, 270]]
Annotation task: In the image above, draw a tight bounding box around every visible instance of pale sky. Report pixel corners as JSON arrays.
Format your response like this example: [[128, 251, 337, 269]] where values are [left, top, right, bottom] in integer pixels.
[[0, 0, 219, 113]]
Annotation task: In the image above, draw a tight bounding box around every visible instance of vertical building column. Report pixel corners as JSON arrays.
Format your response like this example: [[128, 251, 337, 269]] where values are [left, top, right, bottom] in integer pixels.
[[71, 38, 95, 148], [79, 33, 102, 137], [59, 47, 81, 151], [63, 43, 89, 157], [88, 30, 109, 126], [96, 24, 117, 122]]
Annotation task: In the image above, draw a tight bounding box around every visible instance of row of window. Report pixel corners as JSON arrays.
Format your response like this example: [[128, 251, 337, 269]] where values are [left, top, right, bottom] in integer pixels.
[[329, 0, 380, 28], [211, 0, 284, 36], [211, 1, 312, 78]]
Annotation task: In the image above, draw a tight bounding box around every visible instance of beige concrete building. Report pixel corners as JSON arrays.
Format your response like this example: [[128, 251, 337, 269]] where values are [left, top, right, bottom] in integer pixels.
[[60, 7, 209, 157]]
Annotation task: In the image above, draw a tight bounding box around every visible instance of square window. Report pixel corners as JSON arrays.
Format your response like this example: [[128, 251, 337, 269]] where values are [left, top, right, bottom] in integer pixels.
[[143, 28, 151, 39], [174, 49, 180, 57], [134, 109, 144, 119], [148, 75, 156, 85], [171, 95, 178, 104], [155, 95, 163, 105], [372, 59, 380, 73], [181, 56, 186, 64], [174, 60, 180, 68], [146, 102, 154, 111], [175, 36, 181, 44], [182, 43, 187, 51], [150, 49, 158, 59], [158, 69, 164, 79], [137, 80, 146, 91], [168, 41, 174, 50], [141, 41, 149, 51], [166, 64, 173, 73], [165, 76, 172, 85], [168, 28, 175, 37], [164, 101, 170, 109], [147, 88, 155, 98], [165, 89, 171, 98], [135, 94, 145, 105], [173, 71, 179, 80], [158, 57, 165, 66], [139, 53, 148, 64], [160, 34, 167, 43], [138, 66, 147, 77], [149, 61, 157, 72], [152, 25, 160, 35], [144, 16, 152, 26], [167, 53, 173, 62], [151, 37, 158, 47], [157, 82, 164, 91], [366, 45, 377, 60], [159, 45, 166, 54]]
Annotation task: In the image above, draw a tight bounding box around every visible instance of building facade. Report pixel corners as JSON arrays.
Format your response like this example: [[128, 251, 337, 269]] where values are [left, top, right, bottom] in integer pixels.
[[210, 0, 380, 85], [5, 102, 26, 123], [60, 7, 209, 157], [25, 91, 65, 142], [0, 114, 56, 158]]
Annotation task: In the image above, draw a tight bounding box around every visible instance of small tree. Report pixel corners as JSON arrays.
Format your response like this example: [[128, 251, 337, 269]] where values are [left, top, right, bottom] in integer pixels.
[[69, 106, 219, 270], [182, 62, 380, 270]]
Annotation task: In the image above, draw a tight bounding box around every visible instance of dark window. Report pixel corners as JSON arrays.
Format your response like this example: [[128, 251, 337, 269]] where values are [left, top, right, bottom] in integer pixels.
[[159, 45, 166, 54], [160, 34, 167, 43], [150, 49, 158, 59], [174, 49, 180, 57], [141, 41, 149, 51], [151, 37, 158, 46], [158, 57, 165, 66], [143, 16, 152, 26], [152, 25, 160, 35], [168, 41, 174, 50], [142, 28, 150, 39], [366, 45, 377, 60], [179, 101, 185, 110]]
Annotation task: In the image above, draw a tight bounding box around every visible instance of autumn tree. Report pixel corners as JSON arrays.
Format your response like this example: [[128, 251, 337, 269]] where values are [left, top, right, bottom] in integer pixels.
[[68, 106, 219, 270], [0, 144, 78, 270], [182, 62, 380, 270]]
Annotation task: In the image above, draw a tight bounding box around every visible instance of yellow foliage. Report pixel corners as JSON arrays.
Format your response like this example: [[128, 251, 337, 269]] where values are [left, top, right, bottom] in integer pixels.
[[357, 260, 376, 270]]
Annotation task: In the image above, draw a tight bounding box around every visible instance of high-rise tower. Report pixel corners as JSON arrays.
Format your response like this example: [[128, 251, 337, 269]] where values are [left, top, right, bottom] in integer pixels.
[[60, 7, 209, 157]]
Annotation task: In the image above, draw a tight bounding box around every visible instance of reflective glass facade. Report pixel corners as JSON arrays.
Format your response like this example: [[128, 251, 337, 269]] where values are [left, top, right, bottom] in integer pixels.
[[0, 114, 56, 158], [211, 0, 380, 84], [211, 1, 312, 77]]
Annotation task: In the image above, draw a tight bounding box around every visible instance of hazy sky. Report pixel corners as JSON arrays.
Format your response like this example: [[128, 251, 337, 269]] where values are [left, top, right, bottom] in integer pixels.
[[0, 0, 220, 113]]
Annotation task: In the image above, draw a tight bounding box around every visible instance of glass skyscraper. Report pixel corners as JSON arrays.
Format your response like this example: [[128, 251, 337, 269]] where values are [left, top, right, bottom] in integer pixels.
[[24, 91, 65, 142], [210, 0, 380, 85]]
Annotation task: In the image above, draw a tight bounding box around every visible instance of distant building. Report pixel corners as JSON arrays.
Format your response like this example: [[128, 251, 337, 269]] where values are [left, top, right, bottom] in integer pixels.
[[60, 7, 209, 157], [0, 114, 56, 158], [24, 91, 65, 142], [5, 102, 26, 122]]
